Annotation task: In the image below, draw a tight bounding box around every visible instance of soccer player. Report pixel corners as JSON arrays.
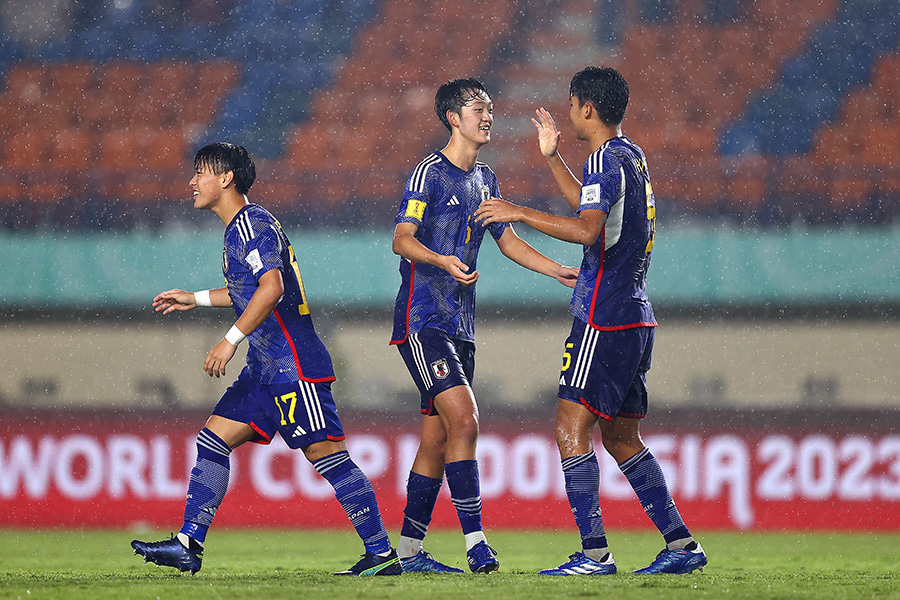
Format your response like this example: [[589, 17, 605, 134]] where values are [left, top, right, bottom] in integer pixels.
[[474, 67, 707, 575], [131, 142, 400, 576], [391, 78, 579, 574]]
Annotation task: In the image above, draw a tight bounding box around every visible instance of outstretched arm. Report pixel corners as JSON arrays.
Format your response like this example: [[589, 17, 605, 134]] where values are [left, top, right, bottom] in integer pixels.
[[495, 227, 579, 288], [533, 107, 582, 212], [152, 287, 230, 313], [203, 268, 284, 378], [392, 222, 479, 286], [475, 198, 607, 247]]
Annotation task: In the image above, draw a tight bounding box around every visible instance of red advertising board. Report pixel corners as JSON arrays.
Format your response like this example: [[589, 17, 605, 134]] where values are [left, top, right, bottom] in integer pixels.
[[2, 410, 899, 531]]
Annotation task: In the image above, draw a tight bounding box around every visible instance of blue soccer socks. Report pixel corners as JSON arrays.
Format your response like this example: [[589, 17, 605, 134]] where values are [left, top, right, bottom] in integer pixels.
[[445, 460, 484, 537], [619, 448, 691, 545], [313, 450, 392, 555], [561, 451, 608, 553], [180, 428, 232, 544], [399, 471, 443, 557]]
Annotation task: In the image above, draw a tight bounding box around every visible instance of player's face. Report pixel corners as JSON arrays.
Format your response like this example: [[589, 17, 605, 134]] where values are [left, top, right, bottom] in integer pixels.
[[190, 164, 225, 210], [455, 93, 493, 146], [569, 96, 588, 140]]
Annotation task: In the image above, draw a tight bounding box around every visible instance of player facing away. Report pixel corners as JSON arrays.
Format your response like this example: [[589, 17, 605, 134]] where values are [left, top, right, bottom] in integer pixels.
[[391, 78, 579, 574], [131, 143, 400, 576], [475, 67, 707, 575]]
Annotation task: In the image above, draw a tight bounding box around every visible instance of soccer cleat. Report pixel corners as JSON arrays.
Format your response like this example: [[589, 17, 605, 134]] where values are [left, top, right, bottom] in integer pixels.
[[131, 536, 202, 575], [466, 541, 500, 574], [539, 551, 617, 576], [633, 543, 707, 574], [334, 549, 402, 576], [400, 551, 464, 574]]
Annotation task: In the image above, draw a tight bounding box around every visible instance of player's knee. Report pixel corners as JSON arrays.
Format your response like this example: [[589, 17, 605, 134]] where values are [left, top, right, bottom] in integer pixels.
[[447, 414, 479, 445], [601, 435, 643, 463]]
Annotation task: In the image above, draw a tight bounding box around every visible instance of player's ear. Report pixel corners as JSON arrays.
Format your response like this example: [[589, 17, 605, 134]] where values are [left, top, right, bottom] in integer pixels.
[[220, 170, 234, 189], [447, 109, 460, 129], [582, 101, 594, 120]]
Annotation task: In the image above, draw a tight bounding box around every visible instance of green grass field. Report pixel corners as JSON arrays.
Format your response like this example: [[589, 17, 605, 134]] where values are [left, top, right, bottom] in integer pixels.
[[0, 529, 896, 600]]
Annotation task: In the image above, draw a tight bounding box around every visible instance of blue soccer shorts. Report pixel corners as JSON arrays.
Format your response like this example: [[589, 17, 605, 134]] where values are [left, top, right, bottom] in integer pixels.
[[396, 328, 475, 416], [212, 368, 345, 449], [557, 318, 654, 422]]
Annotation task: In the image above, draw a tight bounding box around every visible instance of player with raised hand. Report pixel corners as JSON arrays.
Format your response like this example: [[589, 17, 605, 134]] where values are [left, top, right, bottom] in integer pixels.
[[131, 142, 400, 577], [475, 66, 707, 575], [391, 78, 578, 574]]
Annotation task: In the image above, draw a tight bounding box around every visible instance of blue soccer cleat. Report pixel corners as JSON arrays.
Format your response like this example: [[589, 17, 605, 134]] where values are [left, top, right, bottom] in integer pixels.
[[466, 540, 500, 574], [633, 543, 707, 574], [539, 551, 617, 576], [400, 551, 464, 574], [131, 536, 202, 575], [334, 549, 402, 576]]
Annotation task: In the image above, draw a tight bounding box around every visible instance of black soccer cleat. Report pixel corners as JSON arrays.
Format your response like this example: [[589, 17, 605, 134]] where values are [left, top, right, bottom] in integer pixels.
[[334, 548, 402, 576], [131, 535, 202, 575]]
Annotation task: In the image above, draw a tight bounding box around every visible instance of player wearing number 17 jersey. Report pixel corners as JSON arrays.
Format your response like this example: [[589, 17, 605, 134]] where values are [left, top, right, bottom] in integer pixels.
[[475, 67, 706, 575], [131, 142, 400, 577]]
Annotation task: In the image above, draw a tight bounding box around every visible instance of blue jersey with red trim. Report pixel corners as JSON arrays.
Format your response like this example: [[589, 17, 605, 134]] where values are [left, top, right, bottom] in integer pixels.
[[391, 152, 508, 344], [223, 203, 335, 384], [570, 136, 657, 330]]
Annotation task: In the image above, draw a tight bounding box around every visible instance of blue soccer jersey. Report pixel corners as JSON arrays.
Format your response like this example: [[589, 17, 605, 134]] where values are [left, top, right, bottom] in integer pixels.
[[223, 203, 335, 384], [391, 152, 508, 344], [570, 136, 657, 330]]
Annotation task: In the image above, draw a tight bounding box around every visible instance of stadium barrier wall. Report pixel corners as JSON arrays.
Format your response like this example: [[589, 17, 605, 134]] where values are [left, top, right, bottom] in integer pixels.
[[2, 226, 899, 308], [1, 409, 899, 531], [1, 318, 898, 409]]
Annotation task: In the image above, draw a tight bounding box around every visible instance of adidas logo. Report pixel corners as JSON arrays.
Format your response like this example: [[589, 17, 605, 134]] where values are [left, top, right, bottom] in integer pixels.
[[292, 425, 307, 437], [448, 195, 460, 206]]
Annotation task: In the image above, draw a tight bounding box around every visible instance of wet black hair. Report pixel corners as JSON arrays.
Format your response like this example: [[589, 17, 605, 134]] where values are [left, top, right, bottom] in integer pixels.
[[569, 66, 629, 125], [435, 78, 490, 131], [193, 142, 256, 195]]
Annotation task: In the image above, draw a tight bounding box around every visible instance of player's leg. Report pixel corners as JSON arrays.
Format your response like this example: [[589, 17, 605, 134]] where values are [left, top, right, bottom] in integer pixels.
[[265, 379, 397, 576], [539, 398, 616, 576], [395, 330, 485, 573], [540, 319, 615, 576], [396, 414, 465, 573], [303, 438, 398, 575], [601, 416, 706, 574], [131, 377, 259, 574], [431, 384, 498, 573], [600, 327, 705, 574]]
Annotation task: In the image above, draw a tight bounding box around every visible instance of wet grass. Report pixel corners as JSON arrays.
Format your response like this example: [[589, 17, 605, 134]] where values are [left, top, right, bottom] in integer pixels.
[[0, 529, 896, 599]]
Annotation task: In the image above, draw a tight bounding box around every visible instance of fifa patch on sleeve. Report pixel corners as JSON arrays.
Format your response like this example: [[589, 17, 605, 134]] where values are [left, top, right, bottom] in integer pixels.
[[581, 183, 602, 205], [405, 199, 426, 221], [246, 248, 264, 274]]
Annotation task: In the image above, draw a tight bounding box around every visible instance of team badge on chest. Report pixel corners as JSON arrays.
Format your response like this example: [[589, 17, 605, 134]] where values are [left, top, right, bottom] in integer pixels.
[[430, 358, 450, 380]]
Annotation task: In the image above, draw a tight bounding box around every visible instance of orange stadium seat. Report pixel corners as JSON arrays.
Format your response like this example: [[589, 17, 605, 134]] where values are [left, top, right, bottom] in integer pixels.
[[5, 131, 48, 170], [100, 129, 143, 170], [50, 128, 95, 171]]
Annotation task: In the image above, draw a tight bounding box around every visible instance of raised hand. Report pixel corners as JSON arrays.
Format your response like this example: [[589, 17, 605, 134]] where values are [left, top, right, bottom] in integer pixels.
[[531, 107, 561, 158]]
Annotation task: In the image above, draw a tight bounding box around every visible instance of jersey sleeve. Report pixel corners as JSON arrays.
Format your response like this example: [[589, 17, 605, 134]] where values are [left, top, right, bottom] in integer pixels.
[[243, 220, 284, 281], [579, 153, 623, 214], [395, 162, 434, 228]]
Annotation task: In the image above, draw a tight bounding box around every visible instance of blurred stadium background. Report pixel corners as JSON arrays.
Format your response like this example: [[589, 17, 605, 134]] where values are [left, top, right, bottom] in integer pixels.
[[0, 0, 899, 533]]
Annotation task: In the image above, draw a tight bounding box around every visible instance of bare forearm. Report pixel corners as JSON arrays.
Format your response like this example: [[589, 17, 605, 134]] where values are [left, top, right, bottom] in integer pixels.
[[499, 233, 561, 277], [546, 153, 583, 211], [392, 232, 444, 267], [516, 205, 602, 246], [207, 287, 231, 308]]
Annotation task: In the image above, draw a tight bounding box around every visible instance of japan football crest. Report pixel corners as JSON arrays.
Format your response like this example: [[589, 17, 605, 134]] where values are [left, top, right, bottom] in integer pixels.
[[430, 358, 450, 380], [480, 185, 490, 203]]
